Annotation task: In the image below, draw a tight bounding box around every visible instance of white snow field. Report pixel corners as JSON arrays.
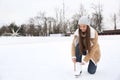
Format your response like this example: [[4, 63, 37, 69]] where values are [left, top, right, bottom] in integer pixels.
[[0, 35, 120, 80]]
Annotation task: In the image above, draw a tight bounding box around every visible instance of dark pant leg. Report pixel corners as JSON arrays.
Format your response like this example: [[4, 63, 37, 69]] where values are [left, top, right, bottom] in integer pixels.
[[75, 44, 82, 62], [88, 60, 97, 74]]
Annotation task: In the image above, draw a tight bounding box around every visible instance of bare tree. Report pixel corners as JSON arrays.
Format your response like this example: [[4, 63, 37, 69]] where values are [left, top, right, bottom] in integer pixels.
[[19, 24, 27, 36], [54, 0, 67, 34], [113, 14, 117, 30], [118, 6, 120, 18], [117, 8, 120, 29], [91, 2, 103, 32], [29, 12, 48, 36], [29, 18, 35, 25], [26, 24, 38, 36], [71, 14, 80, 31], [54, 8, 63, 33], [0, 26, 9, 36], [59, 9, 63, 33], [43, 17, 47, 36], [55, 7, 59, 24], [78, 3, 87, 17], [47, 17, 56, 34], [62, 0, 66, 34]]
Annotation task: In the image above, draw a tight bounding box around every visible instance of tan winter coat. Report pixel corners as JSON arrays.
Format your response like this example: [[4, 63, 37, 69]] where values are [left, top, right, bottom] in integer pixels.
[[71, 30, 101, 64]]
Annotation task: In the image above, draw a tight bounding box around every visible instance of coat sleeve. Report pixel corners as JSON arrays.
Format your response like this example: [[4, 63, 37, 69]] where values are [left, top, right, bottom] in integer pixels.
[[71, 35, 77, 57], [83, 31, 98, 62]]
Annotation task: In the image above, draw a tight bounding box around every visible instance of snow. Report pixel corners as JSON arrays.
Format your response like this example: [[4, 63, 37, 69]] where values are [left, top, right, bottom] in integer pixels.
[[0, 35, 120, 80]]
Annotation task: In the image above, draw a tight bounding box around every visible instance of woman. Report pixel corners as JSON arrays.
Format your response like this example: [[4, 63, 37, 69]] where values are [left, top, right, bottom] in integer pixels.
[[71, 16, 101, 76]]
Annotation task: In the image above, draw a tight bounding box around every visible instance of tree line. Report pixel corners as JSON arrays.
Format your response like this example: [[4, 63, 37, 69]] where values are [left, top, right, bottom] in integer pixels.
[[0, 2, 119, 36]]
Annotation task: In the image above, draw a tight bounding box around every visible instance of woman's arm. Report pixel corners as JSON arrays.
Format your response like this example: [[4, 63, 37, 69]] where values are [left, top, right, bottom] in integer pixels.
[[71, 35, 77, 58], [83, 31, 99, 63]]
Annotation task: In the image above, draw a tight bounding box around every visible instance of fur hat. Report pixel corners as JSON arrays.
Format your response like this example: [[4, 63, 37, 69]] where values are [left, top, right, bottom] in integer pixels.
[[78, 16, 90, 26]]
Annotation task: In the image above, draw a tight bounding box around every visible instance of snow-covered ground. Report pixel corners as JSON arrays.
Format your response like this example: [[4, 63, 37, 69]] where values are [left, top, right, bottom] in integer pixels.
[[0, 35, 120, 80]]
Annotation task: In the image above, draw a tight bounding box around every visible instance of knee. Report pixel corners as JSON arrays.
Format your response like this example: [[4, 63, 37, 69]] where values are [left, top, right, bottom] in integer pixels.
[[88, 60, 97, 74], [88, 69, 96, 74]]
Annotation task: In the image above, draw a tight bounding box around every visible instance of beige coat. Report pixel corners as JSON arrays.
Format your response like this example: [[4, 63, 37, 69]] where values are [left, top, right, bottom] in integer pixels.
[[71, 30, 101, 64]]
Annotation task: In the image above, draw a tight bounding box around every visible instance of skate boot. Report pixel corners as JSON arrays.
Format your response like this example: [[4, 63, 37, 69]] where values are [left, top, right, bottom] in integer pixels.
[[74, 62, 82, 77]]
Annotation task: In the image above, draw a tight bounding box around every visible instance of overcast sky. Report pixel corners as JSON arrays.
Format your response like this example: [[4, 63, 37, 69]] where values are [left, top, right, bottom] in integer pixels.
[[0, 0, 120, 29]]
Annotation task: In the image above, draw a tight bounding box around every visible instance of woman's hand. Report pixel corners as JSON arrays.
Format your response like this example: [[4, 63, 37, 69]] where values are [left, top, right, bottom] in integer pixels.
[[81, 61, 87, 65], [72, 58, 76, 63], [72, 57, 76, 63]]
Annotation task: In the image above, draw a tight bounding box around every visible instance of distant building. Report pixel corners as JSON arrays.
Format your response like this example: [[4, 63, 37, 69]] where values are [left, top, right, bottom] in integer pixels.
[[99, 29, 120, 35]]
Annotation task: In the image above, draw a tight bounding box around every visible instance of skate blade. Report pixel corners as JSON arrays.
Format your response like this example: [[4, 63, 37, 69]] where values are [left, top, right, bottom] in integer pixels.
[[75, 75, 80, 78], [74, 71, 82, 78]]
